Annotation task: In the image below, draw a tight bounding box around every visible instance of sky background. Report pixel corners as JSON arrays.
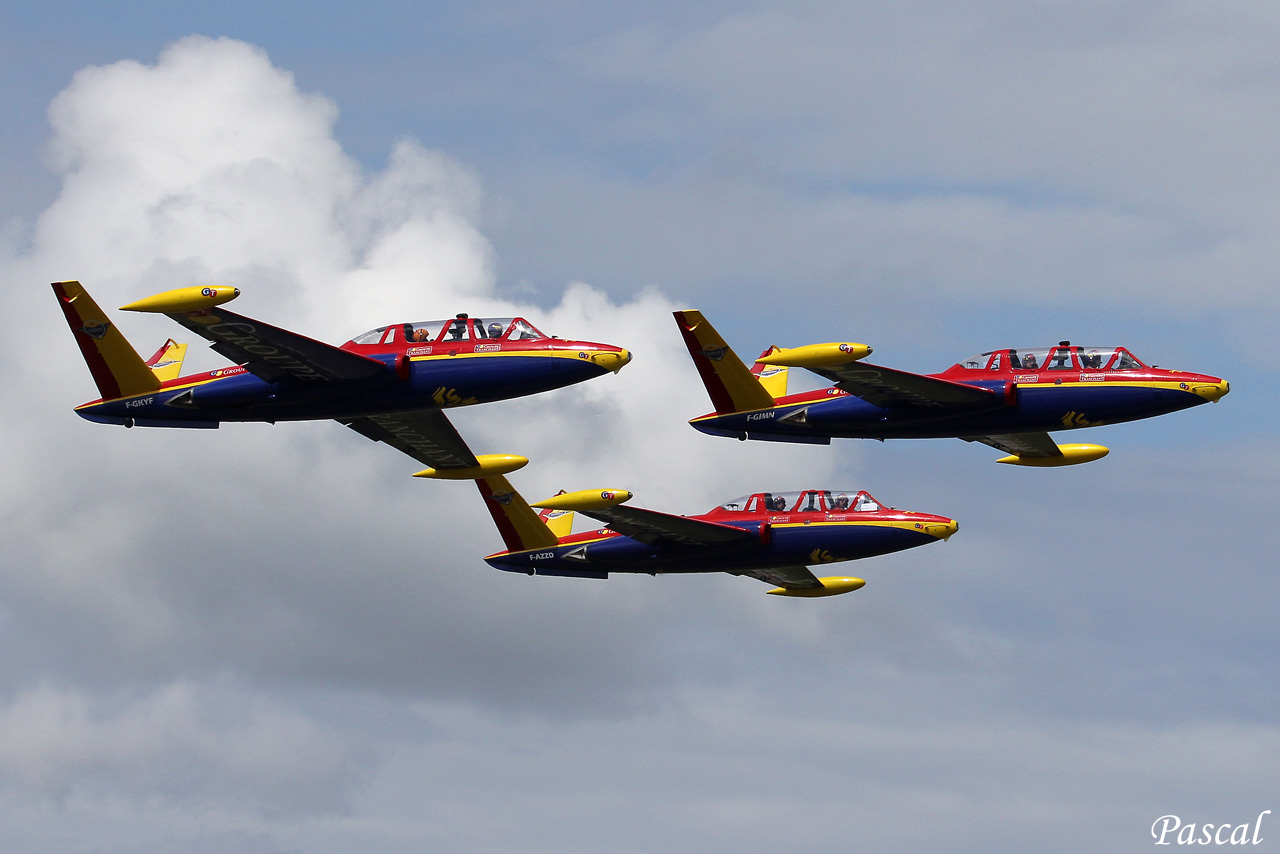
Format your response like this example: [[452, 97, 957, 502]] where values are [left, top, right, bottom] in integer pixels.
[[0, 3, 1275, 852]]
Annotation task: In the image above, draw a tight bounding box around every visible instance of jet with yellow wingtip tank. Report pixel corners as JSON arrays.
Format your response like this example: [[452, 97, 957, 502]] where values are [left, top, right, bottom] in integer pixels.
[[414, 455, 958, 597], [674, 310, 1229, 466], [52, 280, 630, 471]]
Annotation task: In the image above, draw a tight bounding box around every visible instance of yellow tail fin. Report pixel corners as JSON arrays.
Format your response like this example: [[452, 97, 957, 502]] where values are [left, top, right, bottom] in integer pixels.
[[145, 339, 188, 383], [475, 475, 560, 552], [536, 491, 576, 538], [673, 310, 775, 414], [53, 281, 160, 401], [752, 346, 789, 399]]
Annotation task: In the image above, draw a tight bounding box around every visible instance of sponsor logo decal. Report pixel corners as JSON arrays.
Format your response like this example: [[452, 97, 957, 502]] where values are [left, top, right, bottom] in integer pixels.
[[1014, 374, 1040, 382], [700, 346, 727, 361], [366, 413, 472, 469], [81, 320, 111, 339], [201, 287, 216, 297], [475, 343, 500, 353], [1179, 382, 1189, 390], [1081, 373, 1106, 382], [204, 320, 329, 382], [406, 346, 432, 356]]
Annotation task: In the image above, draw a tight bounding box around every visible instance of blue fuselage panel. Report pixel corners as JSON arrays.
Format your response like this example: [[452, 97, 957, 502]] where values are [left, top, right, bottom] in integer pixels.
[[694, 383, 1208, 441], [77, 355, 609, 426], [484, 521, 938, 577]]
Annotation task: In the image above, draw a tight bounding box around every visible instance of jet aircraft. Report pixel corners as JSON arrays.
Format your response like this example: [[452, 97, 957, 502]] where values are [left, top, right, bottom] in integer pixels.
[[675, 310, 1229, 466], [413, 456, 958, 597], [53, 281, 630, 470]]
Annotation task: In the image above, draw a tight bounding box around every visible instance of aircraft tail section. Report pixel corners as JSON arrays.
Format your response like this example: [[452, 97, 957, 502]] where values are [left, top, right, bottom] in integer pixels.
[[752, 345, 789, 399], [673, 310, 776, 414], [52, 280, 160, 401], [145, 338, 188, 383], [475, 475, 560, 553], [537, 492, 576, 539]]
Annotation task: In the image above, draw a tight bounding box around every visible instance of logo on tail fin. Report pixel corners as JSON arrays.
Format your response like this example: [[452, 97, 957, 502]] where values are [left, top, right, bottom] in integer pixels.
[[700, 346, 727, 361], [492, 491, 514, 506], [81, 320, 111, 340]]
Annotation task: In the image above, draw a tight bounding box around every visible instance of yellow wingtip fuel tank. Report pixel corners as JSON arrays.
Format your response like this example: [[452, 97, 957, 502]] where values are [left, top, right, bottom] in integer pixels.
[[997, 444, 1110, 467], [532, 489, 633, 511], [413, 454, 530, 479], [755, 342, 872, 368], [120, 286, 241, 313], [767, 577, 867, 597]]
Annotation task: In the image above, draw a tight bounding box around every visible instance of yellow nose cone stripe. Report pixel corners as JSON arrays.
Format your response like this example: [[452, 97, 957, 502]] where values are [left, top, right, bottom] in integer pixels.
[[589, 350, 631, 373], [1191, 381, 1229, 402]]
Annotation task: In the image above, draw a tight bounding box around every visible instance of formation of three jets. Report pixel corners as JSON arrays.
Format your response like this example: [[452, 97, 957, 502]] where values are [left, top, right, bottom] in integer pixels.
[[54, 281, 1227, 596]]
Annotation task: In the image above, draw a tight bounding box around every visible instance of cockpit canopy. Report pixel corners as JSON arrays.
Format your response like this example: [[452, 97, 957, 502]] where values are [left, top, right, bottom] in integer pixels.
[[954, 345, 1147, 372], [718, 489, 883, 514], [348, 316, 547, 347]]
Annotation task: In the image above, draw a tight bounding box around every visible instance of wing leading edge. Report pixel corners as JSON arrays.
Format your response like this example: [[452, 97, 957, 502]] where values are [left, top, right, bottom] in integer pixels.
[[340, 409, 479, 470], [160, 306, 386, 384], [572, 504, 757, 549], [810, 361, 998, 409]]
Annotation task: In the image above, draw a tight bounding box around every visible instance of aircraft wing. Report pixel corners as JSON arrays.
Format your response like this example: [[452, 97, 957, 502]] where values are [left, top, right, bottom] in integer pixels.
[[338, 409, 480, 471], [738, 566, 824, 590], [963, 432, 1062, 459], [577, 505, 757, 548], [164, 307, 386, 384], [809, 362, 997, 409]]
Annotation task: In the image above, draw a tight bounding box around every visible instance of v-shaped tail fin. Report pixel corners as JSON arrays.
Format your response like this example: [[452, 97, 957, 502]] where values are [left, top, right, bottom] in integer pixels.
[[673, 310, 775, 414], [145, 338, 188, 383], [53, 280, 160, 401]]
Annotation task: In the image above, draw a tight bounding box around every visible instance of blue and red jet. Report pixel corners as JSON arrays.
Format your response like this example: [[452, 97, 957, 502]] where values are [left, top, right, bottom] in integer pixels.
[[675, 310, 1229, 465], [413, 456, 958, 597], [53, 280, 630, 469]]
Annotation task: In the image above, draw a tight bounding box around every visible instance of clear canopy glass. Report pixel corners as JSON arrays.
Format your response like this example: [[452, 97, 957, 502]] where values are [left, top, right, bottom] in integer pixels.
[[953, 346, 1147, 372], [349, 316, 547, 346], [718, 490, 882, 513]]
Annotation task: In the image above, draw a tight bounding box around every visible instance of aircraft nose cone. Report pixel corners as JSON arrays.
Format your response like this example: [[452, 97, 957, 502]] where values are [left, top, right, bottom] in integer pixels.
[[923, 518, 959, 540], [1192, 379, 1229, 402], [591, 349, 631, 373]]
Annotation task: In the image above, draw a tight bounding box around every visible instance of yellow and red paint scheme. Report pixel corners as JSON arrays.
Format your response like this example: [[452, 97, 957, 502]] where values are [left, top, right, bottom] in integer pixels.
[[677, 310, 1228, 464], [473, 482, 957, 596], [55, 281, 630, 430]]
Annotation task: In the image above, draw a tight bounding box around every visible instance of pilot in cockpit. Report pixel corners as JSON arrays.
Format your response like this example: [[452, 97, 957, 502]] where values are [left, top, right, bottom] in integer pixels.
[[411, 327, 432, 342], [488, 322, 504, 339], [831, 493, 850, 511], [1022, 353, 1039, 369]]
